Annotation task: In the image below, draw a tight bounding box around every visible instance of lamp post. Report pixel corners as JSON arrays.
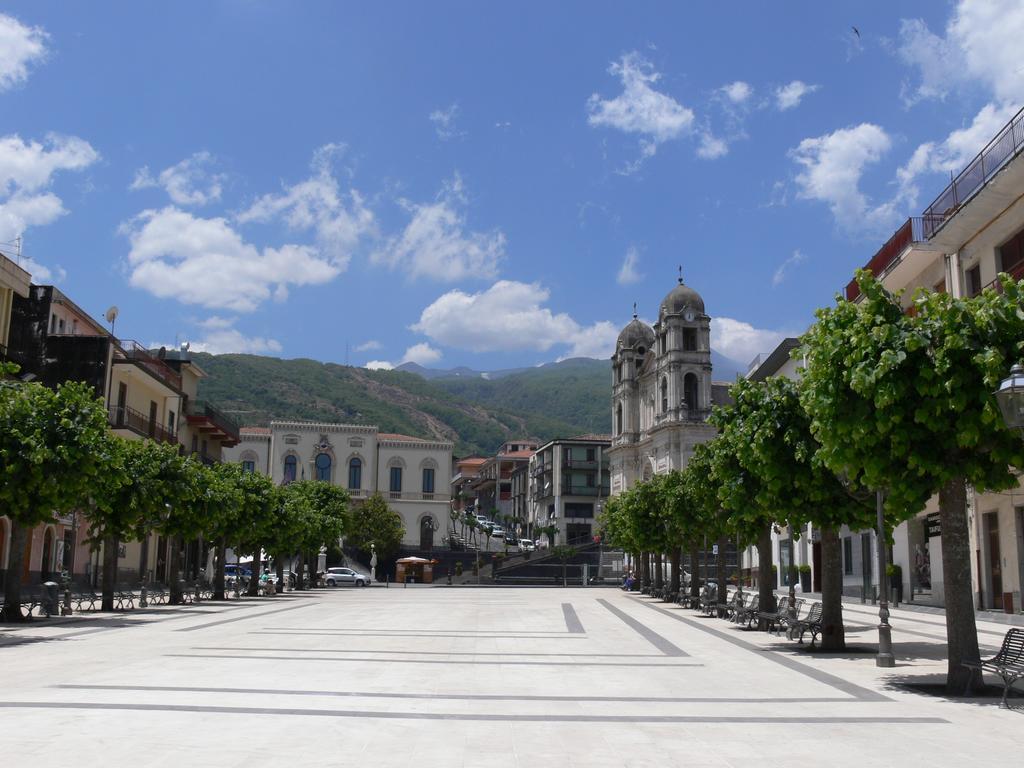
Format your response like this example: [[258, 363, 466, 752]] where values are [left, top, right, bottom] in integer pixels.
[[994, 363, 1024, 430], [875, 489, 895, 667]]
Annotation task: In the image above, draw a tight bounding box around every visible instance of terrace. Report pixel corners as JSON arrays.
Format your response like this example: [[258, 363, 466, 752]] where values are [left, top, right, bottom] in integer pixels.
[[184, 398, 241, 447], [115, 339, 182, 392]]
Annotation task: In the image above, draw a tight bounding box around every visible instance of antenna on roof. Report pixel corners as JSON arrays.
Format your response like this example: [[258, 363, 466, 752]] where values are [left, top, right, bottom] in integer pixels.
[[632, 302, 637, 319], [104, 306, 119, 337]]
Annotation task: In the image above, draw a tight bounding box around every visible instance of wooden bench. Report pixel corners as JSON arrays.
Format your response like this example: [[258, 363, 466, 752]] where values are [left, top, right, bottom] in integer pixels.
[[789, 601, 823, 646], [963, 627, 1024, 707]]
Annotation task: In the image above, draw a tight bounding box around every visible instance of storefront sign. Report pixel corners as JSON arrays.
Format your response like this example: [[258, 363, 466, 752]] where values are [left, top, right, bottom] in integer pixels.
[[925, 512, 941, 539]]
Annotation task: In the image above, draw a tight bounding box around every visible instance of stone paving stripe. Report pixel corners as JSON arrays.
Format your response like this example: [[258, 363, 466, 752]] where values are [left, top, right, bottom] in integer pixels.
[[0, 702, 949, 723], [249, 630, 586, 639], [597, 598, 688, 657], [166, 653, 704, 667], [192, 647, 659, 658], [54, 684, 858, 703], [562, 603, 585, 633], [838, 604, 1009, 638], [260, 627, 578, 634], [629, 597, 889, 701], [175, 601, 315, 632]]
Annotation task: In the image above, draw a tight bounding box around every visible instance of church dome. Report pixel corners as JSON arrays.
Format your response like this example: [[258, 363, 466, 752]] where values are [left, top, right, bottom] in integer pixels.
[[617, 316, 654, 351], [660, 277, 705, 316]]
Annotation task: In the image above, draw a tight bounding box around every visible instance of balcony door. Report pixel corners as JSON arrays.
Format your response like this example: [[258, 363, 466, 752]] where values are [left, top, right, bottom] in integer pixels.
[[984, 512, 1002, 609], [148, 401, 158, 438], [116, 383, 127, 426]]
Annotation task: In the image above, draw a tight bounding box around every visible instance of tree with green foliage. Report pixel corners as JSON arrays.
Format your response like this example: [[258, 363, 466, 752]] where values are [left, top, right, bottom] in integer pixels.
[[153, 454, 211, 604], [0, 380, 112, 621], [678, 445, 730, 602], [347, 492, 403, 564], [800, 272, 1024, 688]]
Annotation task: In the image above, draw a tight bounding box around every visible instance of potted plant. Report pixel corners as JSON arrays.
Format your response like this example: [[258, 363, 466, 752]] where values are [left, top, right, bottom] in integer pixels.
[[886, 563, 903, 604], [454, 561, 463, 577], [799, 563, 812, 593]]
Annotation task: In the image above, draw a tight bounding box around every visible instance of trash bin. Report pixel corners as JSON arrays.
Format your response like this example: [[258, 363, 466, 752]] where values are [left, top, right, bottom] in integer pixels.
[[42, 581, 59, 617]]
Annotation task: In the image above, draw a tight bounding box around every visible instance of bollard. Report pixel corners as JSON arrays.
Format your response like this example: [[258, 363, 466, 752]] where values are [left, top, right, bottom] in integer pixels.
[[42, 581, 59, 618], [140, 584, 148, 608], [62, 588, 73, 616]]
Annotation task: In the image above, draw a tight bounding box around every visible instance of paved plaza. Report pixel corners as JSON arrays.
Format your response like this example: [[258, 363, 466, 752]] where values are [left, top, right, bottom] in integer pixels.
[[0, 587, 1020, 767]]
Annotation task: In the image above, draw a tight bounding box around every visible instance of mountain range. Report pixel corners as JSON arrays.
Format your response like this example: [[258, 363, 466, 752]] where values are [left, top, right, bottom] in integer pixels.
[[194, 350, 745, 456]]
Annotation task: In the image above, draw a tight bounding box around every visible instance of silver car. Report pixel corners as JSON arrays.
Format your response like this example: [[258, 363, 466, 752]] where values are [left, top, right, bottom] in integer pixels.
[[324, 566, 372, 587]]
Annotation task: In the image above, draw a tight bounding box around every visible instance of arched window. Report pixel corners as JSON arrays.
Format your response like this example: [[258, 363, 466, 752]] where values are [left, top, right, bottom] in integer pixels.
[[684, 373, 699, 417], [283, 455, 297, 483], [348, 457, 362, 489], [616, 402, 623, 435], [661, 377, 668, 414], [315, 453, 332, 482]]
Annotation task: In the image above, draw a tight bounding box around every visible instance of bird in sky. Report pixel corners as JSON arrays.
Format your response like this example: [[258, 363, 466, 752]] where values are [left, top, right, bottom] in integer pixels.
[[851, 26, 861, 39]]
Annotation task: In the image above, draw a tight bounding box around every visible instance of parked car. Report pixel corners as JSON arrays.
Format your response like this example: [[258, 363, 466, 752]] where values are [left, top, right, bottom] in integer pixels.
[[518, 539, 535, 553], [323, 566, 372, 587], [490, 527, 505, 538]]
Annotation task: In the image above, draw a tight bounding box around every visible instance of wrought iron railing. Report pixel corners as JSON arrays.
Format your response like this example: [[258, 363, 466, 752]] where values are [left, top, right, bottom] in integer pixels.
[[109, 405, 178, 445], [116, 340, 182, 391], [185, 398, 240, 439], [922, 104, 1024, 238], [846, 217, 927, 301]]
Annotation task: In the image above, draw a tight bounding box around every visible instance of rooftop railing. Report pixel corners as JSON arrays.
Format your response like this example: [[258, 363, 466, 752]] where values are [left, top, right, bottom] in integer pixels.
[[185, 399, 241, 440], [846, 217, 931, 301], [116, 339, 182, 391], [922, 104, 1024, 238]]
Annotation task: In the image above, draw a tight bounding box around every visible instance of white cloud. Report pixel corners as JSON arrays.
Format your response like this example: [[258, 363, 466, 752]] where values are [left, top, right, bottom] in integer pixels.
[[373, 174, 505, 281], [616, 246, 644, 285], [711, 317, 787, 366], [775, 80, 819, 111], [411, 280, 614, 359], [120, 206, 341, 312], [130, 151, 224, 206], [429, 103, 464, 140], [791, 123, 902, 232], [0, 14, 47, 92], [401, 342, 442, 366], [238, 143, 376, 267], [720, 81, 753, 104], [897, 1, 1024, 106], [587, 52, 695, 166], [355, 339, 382, 352], [21, 257, 65, 284], [181, 316, 283, 355], [772, 249, 807, 287], [365, 360, 394, 371], [0, 133, 99, 243], [697, 131, 729, 160]]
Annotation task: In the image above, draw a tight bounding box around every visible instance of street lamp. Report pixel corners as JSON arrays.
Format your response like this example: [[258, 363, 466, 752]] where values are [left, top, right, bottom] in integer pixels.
[[875, 489, 895, 667], [994, 363, 1024, 430]]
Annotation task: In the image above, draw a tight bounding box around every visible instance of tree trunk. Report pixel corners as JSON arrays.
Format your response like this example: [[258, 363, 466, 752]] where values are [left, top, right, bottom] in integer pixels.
[[295, 551, 305, 590], [638, 550, 648, 587], [716, 534, 727, 588], [307, 551, 317, 588], [818, 526, 846, 651], [669, 548, 681, 594], [101, 535, 118, 611], [757, 523, 775, 629], [939, 476, 982, 694], [214, 538, 227, 600], [169, 535, 184, 605], [276, 558, 285, 590], [689, 541, 701, 600], [653, 552, 664, 590], [0, 521, 29, 622], [247, 547, 261, 596]]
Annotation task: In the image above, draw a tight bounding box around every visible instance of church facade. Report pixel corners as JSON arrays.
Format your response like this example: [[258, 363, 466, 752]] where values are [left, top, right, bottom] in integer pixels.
[[608, 276, 729, 496]]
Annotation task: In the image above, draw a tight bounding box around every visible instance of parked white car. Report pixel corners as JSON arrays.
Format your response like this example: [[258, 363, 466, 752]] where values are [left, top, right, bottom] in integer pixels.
[[323, 567, 372, 587], [518, 539, 535, 553]]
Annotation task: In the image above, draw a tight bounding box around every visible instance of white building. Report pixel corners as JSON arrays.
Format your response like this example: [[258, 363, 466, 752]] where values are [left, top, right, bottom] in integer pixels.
[[608, 276, 730, 494], [223, 421, 453, 551]]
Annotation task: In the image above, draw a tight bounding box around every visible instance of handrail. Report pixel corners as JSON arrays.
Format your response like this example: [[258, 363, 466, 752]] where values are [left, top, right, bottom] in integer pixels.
[[116, 339, 182, 391], [186, 398, 241, 438], [109, 404, 178, 445], [922, 104, 1024, 238]]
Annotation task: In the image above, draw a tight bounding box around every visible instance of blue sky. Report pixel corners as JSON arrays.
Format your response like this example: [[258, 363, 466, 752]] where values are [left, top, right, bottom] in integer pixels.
[[0, 1, 1019, 371]]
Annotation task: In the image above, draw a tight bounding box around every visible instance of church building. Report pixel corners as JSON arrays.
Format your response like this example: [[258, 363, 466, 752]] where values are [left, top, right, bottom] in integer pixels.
[[608, 274, 731, 495]]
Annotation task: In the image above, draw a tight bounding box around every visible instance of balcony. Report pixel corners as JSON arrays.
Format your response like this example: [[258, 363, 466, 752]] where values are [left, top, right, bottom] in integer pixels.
[[116, 340, 182, 392], [185, 399, 241, 446], [560, 484, 611, 497], [922, 105, 1024, 240], [563, 458, 599, 470], [983, 260, 1024, 293], [846, 218, 926, 301], [109, 405, 178, 445], [385, 491, 449, 502]]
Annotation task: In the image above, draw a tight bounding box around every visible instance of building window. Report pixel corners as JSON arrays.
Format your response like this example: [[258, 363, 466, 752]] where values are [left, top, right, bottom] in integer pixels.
[[283, 455, 297, 483], [348, 457, 362, 489], [58, 317, 65, 333], [616, 403, 623, 435], [966, 264, 982, 296], [422, 467, 435, 494], [191, 435, 198, 454], [167, 411, 175, 435], [843, 536, 853, 576], [660, 377, 668, 414], [683, 328, 697, 351], [389, 466, 403, 494], [242, 460, 255, 473], [564, 502, 594, 518], [684, 372, 699, 413], [999, 227, 1024, 275], [315, 453, 332, 482], [586, 448, 595, 462], [586, 472, 596, 487]]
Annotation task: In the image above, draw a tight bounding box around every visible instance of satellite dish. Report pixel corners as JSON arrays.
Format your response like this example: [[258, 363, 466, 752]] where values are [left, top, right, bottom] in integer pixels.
[[104, 306, 119, 335]]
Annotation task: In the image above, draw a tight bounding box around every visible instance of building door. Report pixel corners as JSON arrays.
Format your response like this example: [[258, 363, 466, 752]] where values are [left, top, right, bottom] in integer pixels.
[[116, 382, 127, 426], [861, 533, 873, 599], [984, 512, 1002, 609], [420, 518, 434, 551], [41, 528, 54, 580], [812, 540, 822, 592]]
